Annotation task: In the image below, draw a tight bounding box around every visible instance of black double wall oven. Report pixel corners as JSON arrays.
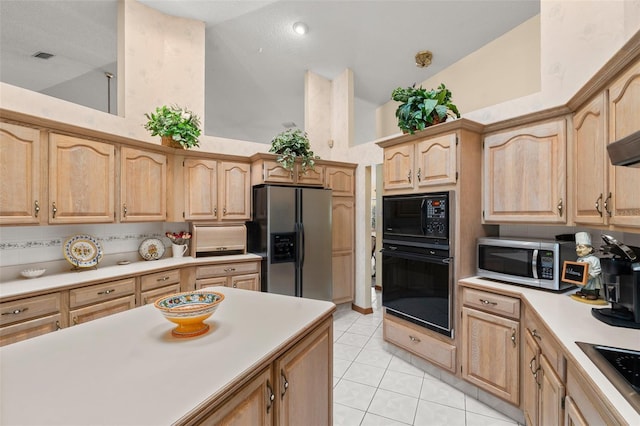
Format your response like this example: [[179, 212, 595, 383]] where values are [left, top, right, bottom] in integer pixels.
[[382, 191, 454, 338]]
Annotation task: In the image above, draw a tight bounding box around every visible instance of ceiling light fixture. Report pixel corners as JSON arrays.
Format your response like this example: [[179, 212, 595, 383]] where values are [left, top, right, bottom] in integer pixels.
[[415, 50, 433, 68], [293, 22, 308, 35]]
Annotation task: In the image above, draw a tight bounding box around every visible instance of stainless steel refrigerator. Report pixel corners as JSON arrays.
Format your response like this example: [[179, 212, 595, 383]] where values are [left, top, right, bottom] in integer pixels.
[[247, 185, 332, 301]]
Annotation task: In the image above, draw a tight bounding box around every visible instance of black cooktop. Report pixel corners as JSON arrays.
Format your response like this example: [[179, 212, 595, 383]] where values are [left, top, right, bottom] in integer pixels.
[[594, 345, 640, 392], [577, 342, 640, 414]]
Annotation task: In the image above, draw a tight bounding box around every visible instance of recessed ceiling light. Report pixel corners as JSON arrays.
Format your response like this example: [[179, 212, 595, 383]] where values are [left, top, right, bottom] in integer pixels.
[[32, 51, 54, 60], [293, 22, 308, 35]]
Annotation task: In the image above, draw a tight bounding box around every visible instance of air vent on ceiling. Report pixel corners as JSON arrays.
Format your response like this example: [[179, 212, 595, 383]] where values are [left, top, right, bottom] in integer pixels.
[[32, 51, 54, 60], [282, 122, 297, 128]]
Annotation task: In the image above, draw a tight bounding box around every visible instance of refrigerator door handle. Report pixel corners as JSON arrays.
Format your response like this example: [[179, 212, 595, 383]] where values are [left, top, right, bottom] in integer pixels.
[[299, 222, 305, 267]]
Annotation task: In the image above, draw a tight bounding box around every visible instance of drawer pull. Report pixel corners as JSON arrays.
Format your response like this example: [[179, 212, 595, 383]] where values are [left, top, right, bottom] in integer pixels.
[[157, 276, 170, 282], [98, 289, 116, 295], [224, 267, 236, 272], [479, 299, 497, 306], [2, 307, 28, 316], [409, 335, 421, 343]]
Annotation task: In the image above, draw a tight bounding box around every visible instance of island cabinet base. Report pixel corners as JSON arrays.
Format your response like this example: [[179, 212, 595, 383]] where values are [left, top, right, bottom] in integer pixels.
[[183, 316, 333, 426]]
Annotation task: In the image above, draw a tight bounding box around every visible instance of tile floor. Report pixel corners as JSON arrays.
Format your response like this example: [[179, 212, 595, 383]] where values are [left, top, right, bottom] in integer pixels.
[[332, 289, 521, 426]]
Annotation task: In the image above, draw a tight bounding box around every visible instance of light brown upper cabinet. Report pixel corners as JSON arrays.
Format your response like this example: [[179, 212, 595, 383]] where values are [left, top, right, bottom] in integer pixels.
[[607, 60, 640, 228], [49, 133, 115, 224], [120, 147, 166, 222], [483, 118, 567, 224], [383, 133, 457, 192], [183, 158, 250, 221], [0, 122, 43, 225], [573, 59, 640, 229], [252, 156, 325, 186]]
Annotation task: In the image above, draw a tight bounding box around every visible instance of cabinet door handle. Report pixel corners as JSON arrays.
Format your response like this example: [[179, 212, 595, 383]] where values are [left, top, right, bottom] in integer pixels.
[[98, 289, 116, 295], [604, 192, 612, 217], [557, 198, 563, 217], [281, 369, 289, 398], [223, 207, 227, 215], [529, 355, 539, 374], [2, 307, 28, 316], [511, 329, 517, 347], [52, 202, 57, 218], [266, 380, 275, 413], [409, 335, 421, 343], [73, 317, 78, 325], [417, 168, 422, 182], [55, 320, 61, 330], [530, 329, 542, 340], [34, 200, 40, 217], [479, 299, 497, 306], [122, 204, 127, 217], [407, 170, 412, 183], [214, 207, 217, 215], [595, 193, 603, 217]]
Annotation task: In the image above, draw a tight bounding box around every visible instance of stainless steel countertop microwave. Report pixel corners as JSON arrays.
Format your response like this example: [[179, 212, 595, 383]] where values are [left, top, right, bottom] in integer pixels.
[[477, 237, 576, 291]]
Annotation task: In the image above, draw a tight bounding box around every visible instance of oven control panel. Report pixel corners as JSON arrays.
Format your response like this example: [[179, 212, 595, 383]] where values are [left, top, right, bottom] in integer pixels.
[[423, 195, 449, 239]]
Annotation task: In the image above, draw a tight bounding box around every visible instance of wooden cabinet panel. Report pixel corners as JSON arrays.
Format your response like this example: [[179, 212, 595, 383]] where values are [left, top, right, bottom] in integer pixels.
[[120, 147, 167, 222], [565, 363, 622, 426], [332, 252, 354, 305], [0, 292, 61, 326], [608, 60, 640, 228], [325, 166, 355, 196], [140, 269, 181, 292], [196, 262, 260, 278], [331, 198, 354, 252], [538, 354, 565, 426], [416, 133, 457, 188], [229, 273, 260, 291], [564, 396, 588, 426], [195, 276, 228, 289], [383, 144, 414, 190], [69, 277, 135, 308], [219, 161, 251, 221], [0, 122, 42, 225], [69, 295, 136, 326], [196, 261, 261, 292], [184, 158, 217, 220], [461, 307, 519, 404], [296, 165, 324, 186], [198, 367, 273, 426], [49, 133, 115, 223], [523, 329, 541, 426], [0, 314, 62, 347], [141, 284, 181, 305], [573, 93, 608, 226], [275, 318, 332, 426], [483, 119, 567, 223], [384, 314, 456, 373], [260, 159, 296, 184]]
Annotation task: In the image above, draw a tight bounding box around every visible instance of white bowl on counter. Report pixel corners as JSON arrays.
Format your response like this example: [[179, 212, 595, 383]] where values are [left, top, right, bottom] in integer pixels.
[[21, 268, 46, 279]]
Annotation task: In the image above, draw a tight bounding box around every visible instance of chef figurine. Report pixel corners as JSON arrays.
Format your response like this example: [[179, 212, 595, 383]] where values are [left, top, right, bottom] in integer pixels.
[[575, 232, 602, 300]]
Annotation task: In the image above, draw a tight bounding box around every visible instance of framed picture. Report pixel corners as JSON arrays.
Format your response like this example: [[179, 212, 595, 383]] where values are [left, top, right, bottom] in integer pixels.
[[562, 261, 589, 286]]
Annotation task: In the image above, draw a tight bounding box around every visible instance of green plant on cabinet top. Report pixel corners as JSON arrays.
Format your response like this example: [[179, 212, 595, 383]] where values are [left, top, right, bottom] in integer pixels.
[[269, 128, 319, 172], [391, 83, 460, 134], [144, 105, 201, 149]]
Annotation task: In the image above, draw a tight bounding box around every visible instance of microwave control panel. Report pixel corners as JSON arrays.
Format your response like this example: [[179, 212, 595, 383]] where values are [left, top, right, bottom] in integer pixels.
[[539, 250, 555, 279], [423, 195, 449, 239]]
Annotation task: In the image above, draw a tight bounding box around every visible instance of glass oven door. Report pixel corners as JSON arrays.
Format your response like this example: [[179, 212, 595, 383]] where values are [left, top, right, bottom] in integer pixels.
[[381, 246, 453, 337]]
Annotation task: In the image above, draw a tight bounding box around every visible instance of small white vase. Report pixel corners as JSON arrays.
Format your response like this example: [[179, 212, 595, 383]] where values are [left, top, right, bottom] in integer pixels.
[[172, 244, 188, 258]]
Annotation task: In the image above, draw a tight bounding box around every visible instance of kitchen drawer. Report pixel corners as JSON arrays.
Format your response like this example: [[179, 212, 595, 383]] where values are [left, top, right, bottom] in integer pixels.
[[0, 293, 61, 326], [141, 284, 181, 305], [196, 261, 260, 278], [140, 269, 181, 292], [523, 307, 565, 377], [462, 288, 520, 320], [69, 295, 136, 326], [383, 314, 456, 373], [1, 314, 62, 347], [69, 277, 136, 308]]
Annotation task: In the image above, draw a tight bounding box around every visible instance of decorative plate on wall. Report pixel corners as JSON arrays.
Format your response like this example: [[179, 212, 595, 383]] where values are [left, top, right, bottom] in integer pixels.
[[139, 238, 165, 261], [63, 234, 104, 268]]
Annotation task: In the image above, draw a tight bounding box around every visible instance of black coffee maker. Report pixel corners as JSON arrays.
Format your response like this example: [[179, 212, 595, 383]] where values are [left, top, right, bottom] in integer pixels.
[[592, 234, 640, 329]]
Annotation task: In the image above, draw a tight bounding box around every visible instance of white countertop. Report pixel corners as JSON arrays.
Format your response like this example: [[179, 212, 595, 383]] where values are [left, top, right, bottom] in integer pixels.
[[0, 286, 335, 425], [0, 254, 262, 300], [460, 277, 640, 424]]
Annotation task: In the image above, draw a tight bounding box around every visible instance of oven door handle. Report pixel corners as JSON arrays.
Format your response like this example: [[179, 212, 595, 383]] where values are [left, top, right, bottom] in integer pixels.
[[381, 248, 452, 264]]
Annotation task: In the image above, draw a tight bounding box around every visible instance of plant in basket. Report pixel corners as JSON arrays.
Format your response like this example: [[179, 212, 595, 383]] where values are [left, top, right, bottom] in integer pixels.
[[144, 105, 201, 149]]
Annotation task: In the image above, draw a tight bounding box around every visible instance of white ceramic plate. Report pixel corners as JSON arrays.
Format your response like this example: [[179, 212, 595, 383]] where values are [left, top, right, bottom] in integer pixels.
[[139, 238, 165, 261], [63, 234, 103, 268]]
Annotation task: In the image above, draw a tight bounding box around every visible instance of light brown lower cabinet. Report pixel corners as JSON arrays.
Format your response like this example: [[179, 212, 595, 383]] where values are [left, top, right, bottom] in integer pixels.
[[563, 396, 588, 426], [565, 362, 623, 426], [69, 295, 136, 326], [0, 313, 62, 347], [140, 269, 182, 305], [188, 317, 332, 426], [0, 292, 62, 347], [69, 277, 137, 326], [195, 261, 261, 292]]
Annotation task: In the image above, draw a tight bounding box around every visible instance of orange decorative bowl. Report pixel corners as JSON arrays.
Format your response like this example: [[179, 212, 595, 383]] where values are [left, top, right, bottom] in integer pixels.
[[154, 290, 224, 337]]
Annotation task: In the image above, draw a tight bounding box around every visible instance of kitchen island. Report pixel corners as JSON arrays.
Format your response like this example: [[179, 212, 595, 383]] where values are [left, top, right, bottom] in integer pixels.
[[0, 287, 335, 425]]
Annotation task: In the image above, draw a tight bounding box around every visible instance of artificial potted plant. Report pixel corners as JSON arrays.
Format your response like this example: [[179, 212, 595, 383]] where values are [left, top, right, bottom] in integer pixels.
[[269, 128, 319, 172], [391, 83, 460, 134], [144, 105, 201, 149]]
